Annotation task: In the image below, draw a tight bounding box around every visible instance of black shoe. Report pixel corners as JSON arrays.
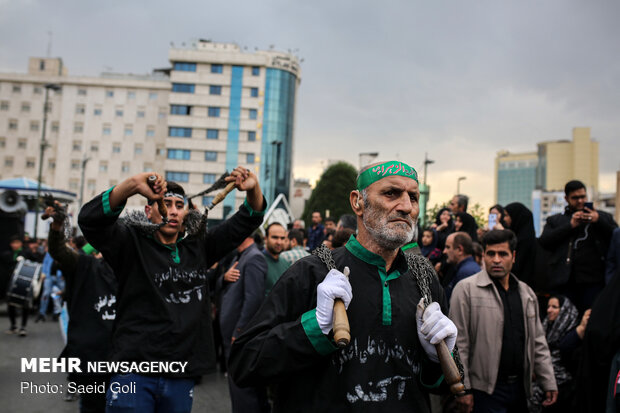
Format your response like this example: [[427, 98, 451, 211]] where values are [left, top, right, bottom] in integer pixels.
[[52, 314, 59, 321], [35, 314, 46, 323]]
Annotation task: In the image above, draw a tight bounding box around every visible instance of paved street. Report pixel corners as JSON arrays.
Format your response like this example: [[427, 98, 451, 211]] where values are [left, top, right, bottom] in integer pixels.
[[0, 307, 231, 412]]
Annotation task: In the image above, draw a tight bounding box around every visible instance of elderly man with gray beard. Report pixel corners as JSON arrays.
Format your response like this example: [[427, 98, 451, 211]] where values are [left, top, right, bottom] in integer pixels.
[[229, 161, 458, 412]]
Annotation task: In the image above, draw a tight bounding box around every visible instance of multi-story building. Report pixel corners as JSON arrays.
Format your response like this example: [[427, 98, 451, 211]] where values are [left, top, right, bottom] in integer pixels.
[[495, 151, 538, 208], [0, 41, 301, 222], [166, 40, 301, 219], [495, 127, 600, 210], [0, 57, 170, 214]]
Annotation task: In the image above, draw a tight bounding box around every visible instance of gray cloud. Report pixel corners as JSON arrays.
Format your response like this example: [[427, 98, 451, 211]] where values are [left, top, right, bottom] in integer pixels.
[[1, 0, 618, 205]]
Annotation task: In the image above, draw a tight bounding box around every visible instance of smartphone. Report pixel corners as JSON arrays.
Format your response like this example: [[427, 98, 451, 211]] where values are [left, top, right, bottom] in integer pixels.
[[584, 202, 594, 210], [488, 213, 498, 230]]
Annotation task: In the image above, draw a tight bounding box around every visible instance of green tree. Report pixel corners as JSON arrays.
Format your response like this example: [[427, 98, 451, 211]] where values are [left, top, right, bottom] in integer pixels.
[[302, 162, 357, 225]]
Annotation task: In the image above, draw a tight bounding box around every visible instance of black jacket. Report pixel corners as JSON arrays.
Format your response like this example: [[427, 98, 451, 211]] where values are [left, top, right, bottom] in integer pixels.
[[78, 189, 264, 378], [229, 236, 446, 412], [539, 209, 617, 288]]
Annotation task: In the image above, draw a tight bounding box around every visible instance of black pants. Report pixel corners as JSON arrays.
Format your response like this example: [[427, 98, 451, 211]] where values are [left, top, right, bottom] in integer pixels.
[[473, 378, 527, 413], [8, 304, 28, 329]]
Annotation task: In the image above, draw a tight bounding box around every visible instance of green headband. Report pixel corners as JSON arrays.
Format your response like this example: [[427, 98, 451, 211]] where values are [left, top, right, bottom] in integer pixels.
[[357, 161, 419, 190], [82, 243, 98, 255]]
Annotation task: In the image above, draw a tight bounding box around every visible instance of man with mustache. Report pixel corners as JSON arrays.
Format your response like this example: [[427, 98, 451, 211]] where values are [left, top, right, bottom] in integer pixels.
[[229, 161, 458, 412], [449, 229, 557, 413]]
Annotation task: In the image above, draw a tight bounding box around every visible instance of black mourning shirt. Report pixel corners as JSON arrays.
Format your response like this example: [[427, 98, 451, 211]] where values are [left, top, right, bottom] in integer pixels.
[[494, 275, 525, 379]]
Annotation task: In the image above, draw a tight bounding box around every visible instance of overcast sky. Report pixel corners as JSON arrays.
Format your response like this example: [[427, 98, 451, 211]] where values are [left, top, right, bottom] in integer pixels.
[[1, 0, 619, 210]]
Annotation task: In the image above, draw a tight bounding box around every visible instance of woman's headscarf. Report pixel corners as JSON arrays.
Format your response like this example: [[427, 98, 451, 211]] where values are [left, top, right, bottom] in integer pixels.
[[420, 228, 438, 258], [434, 207, 455, 250], [504, 202, 538, 285], [530, 296, 579, 412], [455, 212, 478, 242]]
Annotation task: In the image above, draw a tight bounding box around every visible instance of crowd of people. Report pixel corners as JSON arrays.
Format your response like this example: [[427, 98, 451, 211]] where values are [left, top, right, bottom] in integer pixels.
[[1, 162, 619, 413]]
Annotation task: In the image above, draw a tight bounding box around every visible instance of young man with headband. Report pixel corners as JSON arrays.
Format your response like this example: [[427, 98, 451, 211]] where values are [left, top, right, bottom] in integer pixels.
[[78, 168, 265, 412], [230, 161, 458, 412]]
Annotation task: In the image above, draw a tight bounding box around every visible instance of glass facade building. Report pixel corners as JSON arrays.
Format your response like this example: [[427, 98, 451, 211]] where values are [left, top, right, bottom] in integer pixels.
[[260, 68, 297, 203]]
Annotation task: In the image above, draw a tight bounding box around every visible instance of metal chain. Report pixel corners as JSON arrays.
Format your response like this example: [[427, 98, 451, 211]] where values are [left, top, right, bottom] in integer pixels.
[[312, 244, 336, 271]]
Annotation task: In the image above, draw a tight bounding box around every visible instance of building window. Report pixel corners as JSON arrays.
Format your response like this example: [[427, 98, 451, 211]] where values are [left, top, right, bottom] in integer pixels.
[[33, 87, 42, 94], [249, 109, 257, 120], [99, 162, 108, 172], [48, 159, 55, 169], [26, 158, 35, 168], [8, 119, 18, 130], [72, 141, 82, 151], [149, 92, 158, 100], [250, 87, 259, 97], [248, 131, 256, 141], [30, 121, 41, 131], [170, 105, 191, 115], [115, 109, 124, 117], [106, 90, 114, 98], [0, 101, 8, 111], [69, 179, 79, 191], [21, 102, 31, 112], [137, 110, 145, 118], [74, 123, 84, 133], [112, 143, 121, 153], [169, 127, 192, 138], [206, 129, 219, 140], [124, 126, 133, 136], [208, 107, 220, 117], [87, 180, 96, 191], [247, 153, 255, 164], [94, 108, 102, 116], [0, 137, 6, 148], [203, 173, 216, 184], [4, 157, 13, 167], [103, 125, 112, 135], [146, 128, 155, 137], [122, 162, 130, 173], [143, 163, 153, 172], [211, 64, 223, 74], [134, 144, 143, 155], [204, 151, 217, 162], [165, 171, 189, 182], [209, 85, 222, 95], [78, 88, 87, 96], [127, 91, 136, 99], [18, 138, 27, 149], [51, 122, 59, 133], [172, 83, 195, 93], [158, 111, 166, 119], [202, 196, 214, 206], [71, 160, 80, 170], [251, 66, 260, 76], [174, 62, 197, 72], [167, 149, 191, 160], [91, 142, 99, 152], [12, 84, 21, 93], [39, 60, 45, 70]]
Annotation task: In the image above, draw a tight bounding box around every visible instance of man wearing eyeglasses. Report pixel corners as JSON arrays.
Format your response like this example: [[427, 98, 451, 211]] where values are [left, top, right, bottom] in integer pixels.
[[539, 180, 617, 314]]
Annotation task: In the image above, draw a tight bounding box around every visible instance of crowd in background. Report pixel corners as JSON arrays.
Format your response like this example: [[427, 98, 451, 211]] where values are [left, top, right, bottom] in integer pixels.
[[1, 176, 619, 413]]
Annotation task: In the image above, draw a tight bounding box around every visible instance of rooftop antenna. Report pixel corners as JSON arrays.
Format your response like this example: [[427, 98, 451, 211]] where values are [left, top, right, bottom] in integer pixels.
[[47, 31, 53, 57]]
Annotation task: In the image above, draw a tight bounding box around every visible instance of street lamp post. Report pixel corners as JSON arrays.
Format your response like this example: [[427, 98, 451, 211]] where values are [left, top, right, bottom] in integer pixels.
[[457, 176, 467, 194], [34, 83, 61, 239], [420, 153, 435, 227]]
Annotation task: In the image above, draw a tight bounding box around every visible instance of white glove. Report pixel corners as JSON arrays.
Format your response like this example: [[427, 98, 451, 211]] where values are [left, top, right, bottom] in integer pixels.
[[416, 299, 457, 363], [316, 269, 353, 335]]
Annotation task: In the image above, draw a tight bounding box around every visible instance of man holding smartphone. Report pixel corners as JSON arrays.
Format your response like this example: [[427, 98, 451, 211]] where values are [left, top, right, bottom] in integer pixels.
[[539, 180, 617, 313]]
